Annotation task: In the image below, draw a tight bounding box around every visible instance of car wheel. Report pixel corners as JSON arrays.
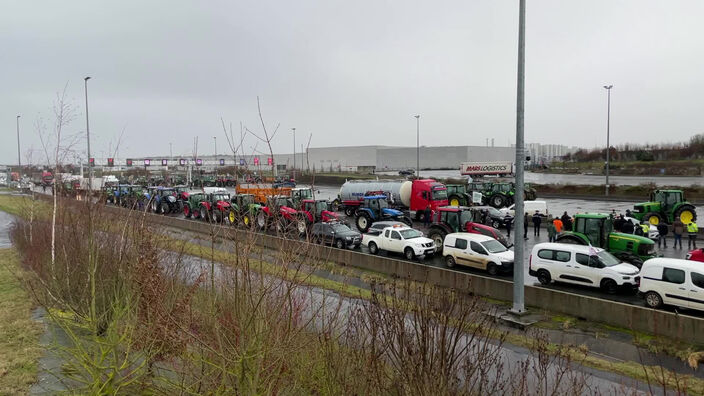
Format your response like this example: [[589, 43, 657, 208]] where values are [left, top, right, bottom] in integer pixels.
[[645, 291, 663, 308], [368, 242, 379, 255], [487, 263, 498, 276], [445, 255, 456, 268], [537, 269, 551, 285], [335, 239, 345, 249], [601, 279, 618, 294], [404, 247, 415, 261], [492, 220, 501, 229]]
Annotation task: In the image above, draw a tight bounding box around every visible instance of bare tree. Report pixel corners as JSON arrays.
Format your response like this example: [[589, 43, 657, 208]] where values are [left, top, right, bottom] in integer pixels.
[[246, 96, 280, 177]]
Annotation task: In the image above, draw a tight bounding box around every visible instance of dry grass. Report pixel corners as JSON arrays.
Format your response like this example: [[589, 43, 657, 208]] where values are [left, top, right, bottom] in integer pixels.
[[0, 248, 43, 395]]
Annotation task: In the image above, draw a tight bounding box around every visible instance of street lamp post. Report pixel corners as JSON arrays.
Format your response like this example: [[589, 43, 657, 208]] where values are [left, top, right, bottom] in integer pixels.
[[292, 127, 296, 180], [84, 77, 92, 191], [511, 0, 527, 316], [414, 115, 420, 177], [213, 136, 217, 168], [603, 85, 613, 196], [16, 115, 21, 170]]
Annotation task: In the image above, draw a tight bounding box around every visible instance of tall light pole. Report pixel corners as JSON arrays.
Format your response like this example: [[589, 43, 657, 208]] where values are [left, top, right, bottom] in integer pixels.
[[169, 142, 173, 160], [84, 76, 92, 190], [603, 85, 613, 196], [213, 136, 217, 162], [16, 115, 21, 170], [291, 127, 296, 179], [511, 0, 527, 316], [414, 115, 420, 177]]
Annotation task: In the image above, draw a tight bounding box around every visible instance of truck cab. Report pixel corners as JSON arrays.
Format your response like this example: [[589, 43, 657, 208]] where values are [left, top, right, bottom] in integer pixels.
[[411, 179, 448, 220], [363, 225, 435, 260]]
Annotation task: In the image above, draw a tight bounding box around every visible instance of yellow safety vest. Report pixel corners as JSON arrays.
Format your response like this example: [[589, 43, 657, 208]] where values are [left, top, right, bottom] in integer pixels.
[[640, 224, 649, 233], [687, 222, 699, 233]]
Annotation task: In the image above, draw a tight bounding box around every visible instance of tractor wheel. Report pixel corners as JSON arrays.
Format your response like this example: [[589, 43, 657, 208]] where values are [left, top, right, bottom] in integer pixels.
[[344, 207, 355, 217], [227, 210, 237, 226], [428, 229, 447, 253], [160, 202, 170, 215], [296, 216, 309, 236], [256, 212, 268, 230], [200, 207, 210, 222], [555, 234, 587, 245], [644, 212, 661, 226], [214, 210, 223, 224], [401, 216, 413, 227], [613, 252, 644, 269], [449, 195, 461, 207], [674, 205, 696, 224], [331, 200, 341, 212], [489, 194, 505, 209], [193, 207, 201, 219], [151, 200, 159, 214], [368, 242, 379, 255], [275, 220, 286, 234], [356, 214, 371, 233], [492, 219, 501, 229], [243, 213, 253, 228], [184, 205, 191, 218]]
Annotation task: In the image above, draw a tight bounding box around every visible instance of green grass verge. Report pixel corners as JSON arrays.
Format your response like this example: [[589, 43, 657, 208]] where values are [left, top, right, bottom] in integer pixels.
[[0, 248, 43, 395]]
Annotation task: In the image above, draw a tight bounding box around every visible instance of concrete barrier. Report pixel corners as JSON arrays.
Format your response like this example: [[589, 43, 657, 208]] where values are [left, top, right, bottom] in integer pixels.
[[32, 194, 704, 344]]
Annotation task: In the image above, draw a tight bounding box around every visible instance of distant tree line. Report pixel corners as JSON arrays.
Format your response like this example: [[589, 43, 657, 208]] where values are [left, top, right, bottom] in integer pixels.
[[560, 133, 704, 162]]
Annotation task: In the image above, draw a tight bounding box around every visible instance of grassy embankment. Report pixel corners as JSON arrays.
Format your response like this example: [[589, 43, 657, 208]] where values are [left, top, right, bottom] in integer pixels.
[[0, 247, 43, 395], [4, 194, 704, 392], [538, 159, 704, 177]]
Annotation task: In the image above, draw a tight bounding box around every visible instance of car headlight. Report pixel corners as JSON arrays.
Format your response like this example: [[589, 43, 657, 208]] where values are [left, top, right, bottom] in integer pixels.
[[345, 236, 352, 240], [686, 253, 692, 260]]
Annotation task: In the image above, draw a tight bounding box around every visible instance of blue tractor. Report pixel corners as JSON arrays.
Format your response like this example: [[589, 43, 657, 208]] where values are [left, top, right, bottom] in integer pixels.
[[354, 195, 412, 233]]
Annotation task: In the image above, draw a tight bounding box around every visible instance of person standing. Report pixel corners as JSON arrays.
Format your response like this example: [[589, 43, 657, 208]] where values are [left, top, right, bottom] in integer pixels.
[[532, 211, 542, 237], [673, 219, 685, 249], [523, 212, 529, 239], [553, 217, 563, 233], [656, 223, 669, 248], [561, 211, 572, 232], [423, 204, 432, 227], [504, 214, 513, 238], [688, 220, 699, 249], [547, 221, 557, 242]]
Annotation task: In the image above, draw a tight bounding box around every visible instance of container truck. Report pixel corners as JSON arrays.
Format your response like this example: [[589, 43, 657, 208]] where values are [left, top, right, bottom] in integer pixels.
[[459, 161, 513, 177], [333, 179, 448, 221]]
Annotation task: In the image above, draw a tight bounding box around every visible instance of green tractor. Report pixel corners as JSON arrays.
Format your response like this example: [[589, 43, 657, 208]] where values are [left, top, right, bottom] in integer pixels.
[[482, 182, 537, 208], [555, 213, 656, 267], [631, 189, 697, 226], [446, 184, 472, 207], [228, 194, 261, 228]]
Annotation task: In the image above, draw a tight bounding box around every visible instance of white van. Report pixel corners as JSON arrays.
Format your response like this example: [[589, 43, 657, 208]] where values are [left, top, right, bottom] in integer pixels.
[[499, 200, 548, 218], [529, 243, 639, 294], [442, 233, 514, 275], [639, 258, 704, 311]]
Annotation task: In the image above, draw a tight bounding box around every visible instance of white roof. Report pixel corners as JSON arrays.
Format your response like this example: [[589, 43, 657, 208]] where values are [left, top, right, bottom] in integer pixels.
[[531, 242, 605, 255], [447, 232, 494, 243], [641, 257, 701, 271], [202, 187, 228, 194]]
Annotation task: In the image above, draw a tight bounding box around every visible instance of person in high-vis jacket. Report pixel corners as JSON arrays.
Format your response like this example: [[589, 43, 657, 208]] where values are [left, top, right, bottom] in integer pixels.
[[688, 220, 699, 249]]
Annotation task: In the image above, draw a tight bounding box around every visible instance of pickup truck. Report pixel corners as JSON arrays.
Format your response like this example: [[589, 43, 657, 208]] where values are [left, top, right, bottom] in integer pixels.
[[362, 225, 436, 260]]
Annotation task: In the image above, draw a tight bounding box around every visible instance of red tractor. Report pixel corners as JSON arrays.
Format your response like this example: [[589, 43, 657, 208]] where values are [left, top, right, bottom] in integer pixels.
[[256, 196, 299, 233], [427, 206, 510, 253], [295, 199, 340, 235], [199, 191, 233, 223]]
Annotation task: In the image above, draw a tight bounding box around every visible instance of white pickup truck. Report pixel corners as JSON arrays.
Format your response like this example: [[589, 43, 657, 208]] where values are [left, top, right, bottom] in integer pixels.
[[362, 225, 436, 260]]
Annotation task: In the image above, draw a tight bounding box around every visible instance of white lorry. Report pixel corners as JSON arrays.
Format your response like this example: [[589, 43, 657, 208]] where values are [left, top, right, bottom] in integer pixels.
[[459, 161, 513, 177], [362, 225, 436, 260]]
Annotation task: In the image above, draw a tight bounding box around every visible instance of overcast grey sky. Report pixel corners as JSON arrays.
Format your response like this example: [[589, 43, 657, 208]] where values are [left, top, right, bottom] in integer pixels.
[[3, 0, 703, 163]]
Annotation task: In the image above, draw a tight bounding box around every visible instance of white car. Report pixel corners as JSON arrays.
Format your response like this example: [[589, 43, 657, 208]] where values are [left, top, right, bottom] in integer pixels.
[[639, 258, 704, 311], [442, 233, 514, 275], [529, 243, 639, 294], [363, 225, 435, 260]]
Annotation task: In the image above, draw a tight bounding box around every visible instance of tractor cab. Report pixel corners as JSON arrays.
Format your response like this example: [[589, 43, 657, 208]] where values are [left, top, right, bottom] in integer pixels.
[[291, 187, 313, 204], [573, 214, 613, 248], [302, 199, 338, 222], [268, 195, 295, 210], [435, 207, 475, 233], [233, 193, 256, 208]]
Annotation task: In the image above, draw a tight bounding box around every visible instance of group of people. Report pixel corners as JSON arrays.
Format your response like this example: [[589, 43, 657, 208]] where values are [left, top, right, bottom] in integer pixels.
[[612, 210, 698, 249], [503, 211, 573, 242]]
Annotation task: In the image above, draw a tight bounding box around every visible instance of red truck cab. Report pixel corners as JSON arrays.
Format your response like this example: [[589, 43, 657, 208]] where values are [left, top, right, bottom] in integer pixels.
[[410, 179, 448, 219]]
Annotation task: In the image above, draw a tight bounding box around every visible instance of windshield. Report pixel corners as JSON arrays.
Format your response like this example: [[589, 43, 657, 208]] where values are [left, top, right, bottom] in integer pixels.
[[378, 199, 388, 209], [482, 240, 507, 253], [275, 198, 292, 207], [242, 196, 254, 205], [597, 250, 621, 267], [399, 229, 423, 239], [331, 224, 350, 233], [213, 194, 230, 202], [432, 189, 448, 200], [298, 189, 313, 199], [486, 207, 502, 216], [316, 201, 328, 213], [460, 211, 474, 224]]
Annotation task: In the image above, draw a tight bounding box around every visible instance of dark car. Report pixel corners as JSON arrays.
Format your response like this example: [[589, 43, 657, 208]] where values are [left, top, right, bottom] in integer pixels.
[[311, 222, 362, 249], [366, 220, 408, 236], [398, 169, 415, 176], [472, 206, 510, 229]]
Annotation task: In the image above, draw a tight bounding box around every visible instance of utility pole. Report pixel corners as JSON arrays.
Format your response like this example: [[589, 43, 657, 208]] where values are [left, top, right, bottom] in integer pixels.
[[170, 142, 173, 160], [292, 127, 296, 180], [603, 85, 613, 196], [16, 115, 21, 171], [213, 136, 217, 169], [511, 0, 527, 316], [414, 115, 420, 177], [84, 76, 92, 191]]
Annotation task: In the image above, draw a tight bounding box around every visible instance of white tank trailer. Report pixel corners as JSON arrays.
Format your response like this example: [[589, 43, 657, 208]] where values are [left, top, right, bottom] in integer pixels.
[[338, 180, 414, 208]]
